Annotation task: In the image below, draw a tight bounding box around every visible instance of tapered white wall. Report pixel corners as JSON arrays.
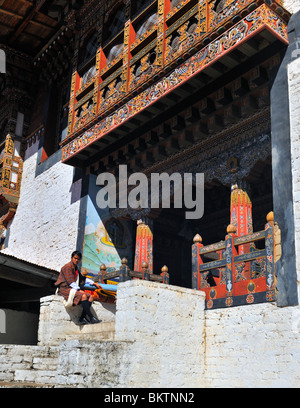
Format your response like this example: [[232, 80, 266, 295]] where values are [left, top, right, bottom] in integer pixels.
[[2, 140, 81, 271]]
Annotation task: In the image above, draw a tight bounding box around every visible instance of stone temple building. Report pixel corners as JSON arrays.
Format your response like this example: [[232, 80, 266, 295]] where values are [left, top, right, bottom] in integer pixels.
[[0, 0, 300, 388]]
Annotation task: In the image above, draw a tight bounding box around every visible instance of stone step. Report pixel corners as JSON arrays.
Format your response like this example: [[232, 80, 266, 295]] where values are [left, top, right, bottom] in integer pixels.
[[0, 381, 56, 388], [65, 321, 115, 341]]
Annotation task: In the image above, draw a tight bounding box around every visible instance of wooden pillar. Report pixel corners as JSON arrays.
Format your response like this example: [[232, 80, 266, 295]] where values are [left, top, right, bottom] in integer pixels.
[[134, 218, 153, 273], [67, 70, 80, 135], [230, 184, 253, 280], [119, 257, 130, 282], [191, 233, 204, 290], [224, 224, 237, 307], [199, 0, 208, 35], [157, 0, 170, 68], [265, 211, 276, 302], [230, 184, 253, 236], [93, 47, 106, 115], [122, 20, 135, 93], [141, 262, 150, 281], [161, 265, 169, 284], [98, 264, 106, 283]]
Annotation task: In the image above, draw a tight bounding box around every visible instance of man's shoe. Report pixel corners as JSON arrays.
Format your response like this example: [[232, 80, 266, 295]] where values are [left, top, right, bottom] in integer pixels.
[[78, 317, 90, 325], [90, 316, 101, 324]]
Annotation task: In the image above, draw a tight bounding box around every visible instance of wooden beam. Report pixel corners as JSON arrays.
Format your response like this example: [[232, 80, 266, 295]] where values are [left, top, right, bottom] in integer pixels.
[[0, 21, 15, 31], [179, 130, 193, 148], [0, 9, 23, 19], [0, 264, 50, 287], [9, 0, 49, 44], [146, 131, 159, 147], [0, 287, 54, 303], [170, 115, 185, 131], [185, 106, 200, 124], [166, 138, 180, 155], [29, 19, 55, 30], [16, 0, 34, 4], [153, 145, 167, 161]]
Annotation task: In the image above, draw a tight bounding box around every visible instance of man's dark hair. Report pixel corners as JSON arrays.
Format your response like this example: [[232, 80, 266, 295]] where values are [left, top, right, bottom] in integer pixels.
[[71, 250, 82, 259]]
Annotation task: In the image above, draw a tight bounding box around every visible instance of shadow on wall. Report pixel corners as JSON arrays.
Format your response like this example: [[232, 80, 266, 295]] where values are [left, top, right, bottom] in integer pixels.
[[64, 301, 116, 326]]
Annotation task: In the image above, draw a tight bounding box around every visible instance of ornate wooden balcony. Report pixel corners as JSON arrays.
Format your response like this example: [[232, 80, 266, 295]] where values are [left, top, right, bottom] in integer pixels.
[[192, 211, 281, 309], [0, 134, 23, 228], [61, 0, 289, 166]]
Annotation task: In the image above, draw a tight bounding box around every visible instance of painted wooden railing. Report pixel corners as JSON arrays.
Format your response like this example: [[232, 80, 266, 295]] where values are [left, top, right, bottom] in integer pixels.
[[98, 257, 169, 285], [192, 211, 281, 309]]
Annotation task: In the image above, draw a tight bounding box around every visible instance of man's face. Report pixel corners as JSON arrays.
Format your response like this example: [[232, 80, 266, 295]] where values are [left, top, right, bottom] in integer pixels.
[[71, 255, 81, 266]]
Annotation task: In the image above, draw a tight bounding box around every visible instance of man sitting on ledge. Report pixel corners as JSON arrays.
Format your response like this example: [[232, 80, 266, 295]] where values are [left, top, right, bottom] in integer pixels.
[[54, 250, 101, 325]]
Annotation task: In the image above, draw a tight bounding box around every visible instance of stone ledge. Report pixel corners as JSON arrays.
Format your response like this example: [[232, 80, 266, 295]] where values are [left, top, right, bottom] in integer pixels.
[[65, 321, 115, 341], [0, 381, 56, 388], [38, 294, 116, 346]]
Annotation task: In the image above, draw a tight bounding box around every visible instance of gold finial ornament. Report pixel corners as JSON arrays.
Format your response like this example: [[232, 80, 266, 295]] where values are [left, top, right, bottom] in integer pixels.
[[266, 211, 274, 223], [100, 264, 106, 271], [121, 257, 128, 265], [227, 224, 237, 234], [161, 265, 168, 273], [193, 234, 202, 243]]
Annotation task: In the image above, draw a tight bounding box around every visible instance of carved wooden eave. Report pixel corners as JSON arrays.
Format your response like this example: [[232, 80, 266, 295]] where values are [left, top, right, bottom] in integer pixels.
[[110, 107, 272, 220], [60, 0, 290, 169], [33, 25, 76, 82]]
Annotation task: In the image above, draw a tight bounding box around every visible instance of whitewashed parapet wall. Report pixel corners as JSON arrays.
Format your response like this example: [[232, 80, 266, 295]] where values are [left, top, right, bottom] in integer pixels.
[[38, 294, 116, 346], [53, 282, 300, 388], [114, 280, 206, 388], [56, 280, 206, 388], [2, 139, 81, 271], [204, 303, 300, 387], [1, 280, 300, 387]]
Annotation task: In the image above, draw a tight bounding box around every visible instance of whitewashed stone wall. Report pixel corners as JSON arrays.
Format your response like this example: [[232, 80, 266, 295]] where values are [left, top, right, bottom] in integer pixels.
[[2, 140, 81, 271], [54, 283, 300, 388], [204, 303, 300, 387], [1, 281, 300, 388], [283, 0, 300, 14], [114, 280, 206, 388], [53, 281, 206, 388], [38, 294, 116, 345], [0, 344, 59, 386], [288, 57, 300, 303], [41, 281, 206, 388]]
